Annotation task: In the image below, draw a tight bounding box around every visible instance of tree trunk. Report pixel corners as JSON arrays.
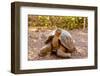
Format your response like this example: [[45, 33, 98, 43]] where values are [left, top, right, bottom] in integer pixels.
[[83, 17, 86, 31]]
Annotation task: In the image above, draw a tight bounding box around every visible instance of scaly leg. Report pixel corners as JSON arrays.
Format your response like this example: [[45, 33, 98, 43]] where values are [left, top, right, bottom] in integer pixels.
[[39, 43, 52, 57], [57, 45, 71, 58]]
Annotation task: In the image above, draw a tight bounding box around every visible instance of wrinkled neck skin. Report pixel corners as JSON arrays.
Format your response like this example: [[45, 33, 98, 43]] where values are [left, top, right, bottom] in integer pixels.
[[54, 34, 60, 40]]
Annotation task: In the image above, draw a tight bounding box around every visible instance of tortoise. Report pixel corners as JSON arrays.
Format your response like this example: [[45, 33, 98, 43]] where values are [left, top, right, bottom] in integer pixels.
[[39, 28, 77, 58]]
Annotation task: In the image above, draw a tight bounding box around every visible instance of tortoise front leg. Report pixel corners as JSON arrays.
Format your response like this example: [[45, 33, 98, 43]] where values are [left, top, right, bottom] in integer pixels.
[[39, 43, 52, 57], [57, 45, 71, 58]]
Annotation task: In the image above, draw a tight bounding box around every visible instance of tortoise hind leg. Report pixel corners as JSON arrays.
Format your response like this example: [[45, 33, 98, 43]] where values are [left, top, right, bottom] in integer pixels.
[[57, 45, 71, 58]]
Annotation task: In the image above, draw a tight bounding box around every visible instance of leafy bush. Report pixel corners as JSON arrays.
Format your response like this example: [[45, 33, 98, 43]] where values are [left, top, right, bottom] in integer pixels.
[[28, 15, 88, 30]]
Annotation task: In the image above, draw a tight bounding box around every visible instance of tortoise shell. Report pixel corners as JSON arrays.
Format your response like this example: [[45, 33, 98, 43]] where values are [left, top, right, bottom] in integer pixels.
[[48, 29, 76, 52]]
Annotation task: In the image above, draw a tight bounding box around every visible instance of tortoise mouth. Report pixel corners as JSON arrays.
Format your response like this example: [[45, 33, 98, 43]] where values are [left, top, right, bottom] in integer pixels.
[[55, 30, 61, 37], [55, 32, 61, 36]]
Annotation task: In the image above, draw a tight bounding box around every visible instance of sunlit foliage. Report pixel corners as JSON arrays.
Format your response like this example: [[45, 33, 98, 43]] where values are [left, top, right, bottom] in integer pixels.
[[28, 15, 88, 30]]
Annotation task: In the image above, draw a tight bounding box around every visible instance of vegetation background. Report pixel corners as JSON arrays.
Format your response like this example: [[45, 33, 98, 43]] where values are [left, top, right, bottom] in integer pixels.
[[28, 15, 88, 30]]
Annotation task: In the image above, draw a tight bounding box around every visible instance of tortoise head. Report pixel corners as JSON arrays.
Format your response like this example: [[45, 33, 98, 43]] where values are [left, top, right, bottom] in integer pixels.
[[55, 28, 61, 37]]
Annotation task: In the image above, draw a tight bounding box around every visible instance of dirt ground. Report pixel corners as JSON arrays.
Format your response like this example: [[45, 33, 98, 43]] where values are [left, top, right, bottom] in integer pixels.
[[28, 28, 88, 60]]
